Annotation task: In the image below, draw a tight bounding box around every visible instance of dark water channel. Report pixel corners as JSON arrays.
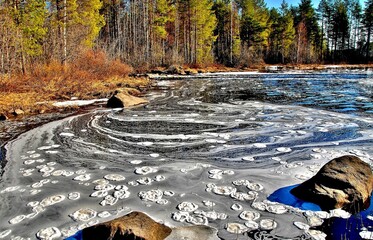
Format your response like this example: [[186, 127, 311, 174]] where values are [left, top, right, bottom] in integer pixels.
[[0, 71, 373, 240]]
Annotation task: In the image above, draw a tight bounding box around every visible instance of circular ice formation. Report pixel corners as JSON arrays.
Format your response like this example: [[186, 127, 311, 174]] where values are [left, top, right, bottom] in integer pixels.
[[68, 192, 80, 200], [164, 191, 175, 197], [0, 229, 11, 238], [307, 216, 323, 227], [360, 231, 373, 240], [30, 189, 42, 195], [113, 190, 130, 199], [104, 174, 125, 181], [137, 177, 153, 185], [245, 221, 259, 230], [251, 202, 266, 211], [247, 182, 263, 191], [62, 171, 74, 177], [260, 219, 277, 230], [40, 179, 50, 184], [239, 211, 260, 221], [225, 223, 248, 234], [154, 175, 166, 181], [138, 189, 163, 202], [135, 166, 158, 175], [232, 179, 250, 186], [276, 147, 292, 153], [128, 181, 139, 186], [90, 190, 108, 198], [212, 186, 237, 196], [39, 166, 55, 173], [24, 160, 35, 165], [98, 211, 111, 218], [306, 230, 327, 240], [231, 203, 243, 211], [9, 215, 26, 224], [94, 184, 115, 191], [40, 195, 65, 207], [266, 204, 287, 214], [1, 186, 21, 193], [51, 170, 65, 176], [314, 211, 330, 219], [187, 215, 208, 225], [330, 209, 351, 219], [231, 192, 256, 201], [177, 202, 199, 212], [156, 199, 169, 205], [92, 179, 109, 185], [27, 201, 39, 207], [74, 174, 91, 181], [30, 153, 41, 158], [36, 227, 61, 240], [100, 195, 118, 206], [203, 200, 216, 207], [115, 185, 129, 191], [70, 208, 97, 222], [172, 211, 190, 222], [294, 221, 310, 230]]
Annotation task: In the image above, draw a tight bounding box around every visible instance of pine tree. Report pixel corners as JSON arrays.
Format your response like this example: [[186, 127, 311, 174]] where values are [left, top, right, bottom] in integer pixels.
[[363, 0, 373, 61]]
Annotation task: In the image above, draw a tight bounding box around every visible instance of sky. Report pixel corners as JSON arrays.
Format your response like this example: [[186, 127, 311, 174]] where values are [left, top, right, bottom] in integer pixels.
[[266, 0, 366, 9]]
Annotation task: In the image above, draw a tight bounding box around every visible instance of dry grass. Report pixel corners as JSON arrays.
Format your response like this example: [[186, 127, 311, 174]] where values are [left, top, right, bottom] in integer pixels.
[[0, 50, 150, 117]]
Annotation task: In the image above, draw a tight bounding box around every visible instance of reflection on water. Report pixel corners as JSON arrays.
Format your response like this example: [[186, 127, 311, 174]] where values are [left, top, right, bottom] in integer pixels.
[[0, 72, 372, 240]]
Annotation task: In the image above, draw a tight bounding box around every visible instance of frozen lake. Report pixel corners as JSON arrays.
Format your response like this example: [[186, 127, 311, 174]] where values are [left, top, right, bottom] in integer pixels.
[[1, 71, 373, 239]]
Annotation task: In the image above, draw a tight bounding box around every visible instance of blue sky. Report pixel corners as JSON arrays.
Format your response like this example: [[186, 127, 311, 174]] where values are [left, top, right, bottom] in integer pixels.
[[266, 0, 366, 9]]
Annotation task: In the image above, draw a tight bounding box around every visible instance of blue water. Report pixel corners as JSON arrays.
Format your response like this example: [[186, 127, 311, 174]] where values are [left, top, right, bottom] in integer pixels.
[[269, 185, 373, 240]]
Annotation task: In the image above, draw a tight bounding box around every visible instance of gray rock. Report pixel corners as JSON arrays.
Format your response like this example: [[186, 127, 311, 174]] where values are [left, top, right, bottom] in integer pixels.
[[82, 211, 172, 240], [166, 65, 185, 75], [13, 109, 24, 116], [291, 155, 373, 214], [107, 91, 148, 108]]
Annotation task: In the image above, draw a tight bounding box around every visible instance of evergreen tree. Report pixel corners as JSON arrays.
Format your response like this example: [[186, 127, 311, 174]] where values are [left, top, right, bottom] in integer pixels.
[[363, 0, 373, 61]]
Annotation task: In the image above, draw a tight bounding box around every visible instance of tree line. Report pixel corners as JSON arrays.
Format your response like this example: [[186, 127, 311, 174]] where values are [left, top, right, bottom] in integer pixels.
[[0, 0, 372, 74]]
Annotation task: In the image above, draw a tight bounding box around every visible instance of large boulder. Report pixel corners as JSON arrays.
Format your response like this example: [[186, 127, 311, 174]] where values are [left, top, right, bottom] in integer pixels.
[[107, 90, 148, 108], [291, 155, 373, 214], [166, 65, 185, 75], [82, 211, 172, 240]]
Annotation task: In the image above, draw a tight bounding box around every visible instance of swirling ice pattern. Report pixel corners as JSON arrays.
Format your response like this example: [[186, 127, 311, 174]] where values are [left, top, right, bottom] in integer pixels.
[[0, 72, 373, 240]]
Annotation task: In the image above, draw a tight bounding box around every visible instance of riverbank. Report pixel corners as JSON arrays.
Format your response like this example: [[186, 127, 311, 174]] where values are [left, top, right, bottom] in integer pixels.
[[1, 63, 372, 146], [1, 63, 372, 120]]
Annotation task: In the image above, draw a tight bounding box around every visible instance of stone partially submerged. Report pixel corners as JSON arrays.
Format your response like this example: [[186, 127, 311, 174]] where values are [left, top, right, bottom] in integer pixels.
[[107, 90, 148, 108], [82, 211, 172, 240], [81, 211, 219, 240], [291, 155, 373, 214]]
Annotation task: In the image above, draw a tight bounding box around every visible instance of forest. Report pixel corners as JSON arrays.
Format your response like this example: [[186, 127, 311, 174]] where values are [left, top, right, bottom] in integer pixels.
[[0, 0, 372, 74]]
